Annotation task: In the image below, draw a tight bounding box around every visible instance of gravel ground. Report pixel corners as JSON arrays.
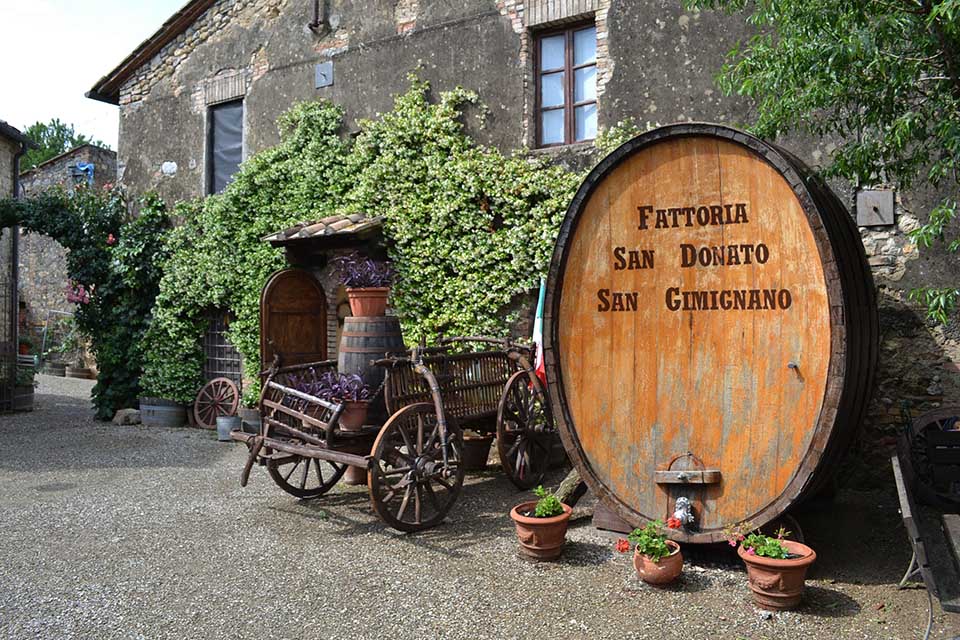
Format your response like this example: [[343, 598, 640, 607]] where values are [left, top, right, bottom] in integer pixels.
[[0, 374, 957, 639]]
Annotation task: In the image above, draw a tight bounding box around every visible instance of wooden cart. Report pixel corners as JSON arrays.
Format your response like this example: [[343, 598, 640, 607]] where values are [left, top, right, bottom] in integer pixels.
[[232, 337, 556, 532]]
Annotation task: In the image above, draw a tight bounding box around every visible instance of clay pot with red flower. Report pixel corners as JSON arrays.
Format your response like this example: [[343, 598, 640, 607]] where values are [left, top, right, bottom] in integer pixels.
[[616, 519, 683, 585], [332, 252, 395, 317], [510, 485, 572, 561], [724, 522, 816, 611]]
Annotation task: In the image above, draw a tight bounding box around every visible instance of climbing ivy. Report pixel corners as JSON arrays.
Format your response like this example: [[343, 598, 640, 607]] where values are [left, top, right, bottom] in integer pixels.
[[346, 77, 582, 342], [140, 101, 353, 404], [0, 187, 171, 419], [142, 76, 590, 405]]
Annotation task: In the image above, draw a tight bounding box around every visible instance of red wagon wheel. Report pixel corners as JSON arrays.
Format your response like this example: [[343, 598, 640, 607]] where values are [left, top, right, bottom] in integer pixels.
[[193, 377, 240, 429]]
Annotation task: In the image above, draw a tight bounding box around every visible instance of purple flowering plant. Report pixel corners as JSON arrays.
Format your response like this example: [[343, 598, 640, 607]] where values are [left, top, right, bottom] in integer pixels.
[[331, 251, 395, 289], [289, 369, 371, 404]]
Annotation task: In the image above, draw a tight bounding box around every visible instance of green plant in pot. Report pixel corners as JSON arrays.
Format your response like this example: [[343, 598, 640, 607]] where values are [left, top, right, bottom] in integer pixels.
[[509, 485, 572, 561], [616, 519, 683, 585], [14, 363, 38, 411], [724, 521, 816, 611], [331, 251, 395, 317]]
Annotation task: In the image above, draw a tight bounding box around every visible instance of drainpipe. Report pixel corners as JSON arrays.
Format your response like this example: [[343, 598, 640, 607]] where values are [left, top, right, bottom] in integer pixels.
[[11, 137, 28, 378], [308, 0, 327, 34]]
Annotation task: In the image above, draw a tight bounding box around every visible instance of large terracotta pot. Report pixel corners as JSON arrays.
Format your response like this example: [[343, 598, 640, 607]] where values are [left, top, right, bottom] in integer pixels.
[[633, 540, 683, 585], [510, 501, 573, 561], [738, 540, 816, 610], [339, 400, 369, 431], [346, 287, 389, 316]]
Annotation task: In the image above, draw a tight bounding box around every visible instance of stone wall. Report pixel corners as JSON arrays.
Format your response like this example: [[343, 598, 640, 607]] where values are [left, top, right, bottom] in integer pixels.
[[17, 145, 117, 356], [0, 137, 16, 198], [109, 0, 958, 459]]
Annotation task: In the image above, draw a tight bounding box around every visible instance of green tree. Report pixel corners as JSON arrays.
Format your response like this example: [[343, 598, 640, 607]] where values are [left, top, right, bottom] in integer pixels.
[[19, 118, 107, 171], [687, 0, 960, 322]]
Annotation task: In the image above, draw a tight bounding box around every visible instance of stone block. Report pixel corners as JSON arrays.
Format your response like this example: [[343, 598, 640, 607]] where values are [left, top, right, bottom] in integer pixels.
[[113, 409, 142, 425]]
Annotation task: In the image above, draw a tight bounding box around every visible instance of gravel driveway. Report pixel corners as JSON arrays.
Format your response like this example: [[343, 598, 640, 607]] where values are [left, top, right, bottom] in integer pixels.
[[0, 375, 957, 639]]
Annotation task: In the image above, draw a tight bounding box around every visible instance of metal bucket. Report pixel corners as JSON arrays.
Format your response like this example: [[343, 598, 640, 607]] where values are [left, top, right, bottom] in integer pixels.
[[216, 415, 242, 441]]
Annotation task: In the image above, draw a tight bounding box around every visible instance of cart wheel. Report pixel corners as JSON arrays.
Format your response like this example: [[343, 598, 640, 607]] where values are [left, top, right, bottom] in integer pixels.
[[267, 454, 347, 499], [193, 377, 240, 430], [497, 370, 554, 490], [369, 403, 465, 532]]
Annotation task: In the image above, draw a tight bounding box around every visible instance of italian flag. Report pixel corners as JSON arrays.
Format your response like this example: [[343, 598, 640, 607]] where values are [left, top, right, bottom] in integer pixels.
[[533, 277, 547, 387]]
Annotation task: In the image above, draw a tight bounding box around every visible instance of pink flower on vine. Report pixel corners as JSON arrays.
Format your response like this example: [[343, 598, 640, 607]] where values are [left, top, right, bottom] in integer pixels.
[[746, 547, 756, 556], [107, 234, 116, 245], [102, 182, 114, 191], [66, 282, 91, 305]]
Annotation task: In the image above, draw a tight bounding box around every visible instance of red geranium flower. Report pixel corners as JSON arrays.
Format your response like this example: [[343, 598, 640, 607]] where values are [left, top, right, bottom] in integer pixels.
[[614, 538, 630, 553], [666, 517, 682, 529]]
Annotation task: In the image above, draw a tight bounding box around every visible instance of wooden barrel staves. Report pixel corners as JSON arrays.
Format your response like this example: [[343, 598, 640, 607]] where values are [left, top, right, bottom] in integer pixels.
[[338, 316, 406, 422], [544, 124, 878, 543]]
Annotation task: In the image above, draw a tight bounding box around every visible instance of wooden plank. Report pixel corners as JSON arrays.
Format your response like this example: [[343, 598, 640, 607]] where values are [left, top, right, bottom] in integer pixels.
[[654, 470, 721, 484], [943, 514, 960, 572]]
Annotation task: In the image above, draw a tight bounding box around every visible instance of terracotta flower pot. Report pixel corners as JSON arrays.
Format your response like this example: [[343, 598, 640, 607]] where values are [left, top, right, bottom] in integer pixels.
[[633, 540, 683, 585], [338, 400, 369, 431], [510, 501, 573, 561], [18, 343, 30, 356], [346, 287, 389, 316], [461, 434, 494, 470], [738, 540, 816, 610]]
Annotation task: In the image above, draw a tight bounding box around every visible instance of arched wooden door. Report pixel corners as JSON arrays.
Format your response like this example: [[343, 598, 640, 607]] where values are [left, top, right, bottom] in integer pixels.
[[260, 269, 328, 369]]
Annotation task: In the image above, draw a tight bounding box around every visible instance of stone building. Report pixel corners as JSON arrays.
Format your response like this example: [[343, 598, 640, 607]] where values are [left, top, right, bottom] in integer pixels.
[[86, 1, 958, 442], [17, 144, 117, 356], [0, 121, 34, 409]]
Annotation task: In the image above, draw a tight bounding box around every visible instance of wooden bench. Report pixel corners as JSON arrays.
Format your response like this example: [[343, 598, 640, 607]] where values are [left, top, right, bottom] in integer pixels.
[[892, 454, 960, 639]]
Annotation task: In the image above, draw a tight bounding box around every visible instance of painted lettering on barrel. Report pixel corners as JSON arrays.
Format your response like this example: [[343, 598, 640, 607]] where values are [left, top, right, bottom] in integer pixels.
[[664, 287, 793, 311], [638, 202, 748, 230], [613, 247, 655, 270], [679, 243, 770, 268]]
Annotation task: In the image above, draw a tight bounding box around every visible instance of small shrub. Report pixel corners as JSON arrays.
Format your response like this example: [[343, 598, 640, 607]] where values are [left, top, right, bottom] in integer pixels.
[[532, 485, 565, 518]]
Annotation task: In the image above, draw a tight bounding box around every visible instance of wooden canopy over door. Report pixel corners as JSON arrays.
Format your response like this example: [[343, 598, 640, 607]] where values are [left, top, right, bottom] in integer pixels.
[[260, 268, 328, 369]]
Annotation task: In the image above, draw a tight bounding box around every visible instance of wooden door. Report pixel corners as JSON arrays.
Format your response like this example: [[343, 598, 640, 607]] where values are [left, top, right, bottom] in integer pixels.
[[260, 269, 328, 369]]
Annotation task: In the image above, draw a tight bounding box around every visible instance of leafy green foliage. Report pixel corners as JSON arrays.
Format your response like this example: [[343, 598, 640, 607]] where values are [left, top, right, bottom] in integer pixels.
[[19, 119, 107, 171], [741, 531, 789, 559], [627, 520, 673, 562], [0, 187, 170, 418], [532, 485, 565, 518], [686, 0, 960, 322], [142, 77, 581, 404], [347, 76, 581, 343]]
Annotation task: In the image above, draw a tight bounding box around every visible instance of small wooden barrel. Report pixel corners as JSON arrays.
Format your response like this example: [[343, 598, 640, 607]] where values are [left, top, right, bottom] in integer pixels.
[[544, 124, 878, 543], [338, 316, 406, 421]]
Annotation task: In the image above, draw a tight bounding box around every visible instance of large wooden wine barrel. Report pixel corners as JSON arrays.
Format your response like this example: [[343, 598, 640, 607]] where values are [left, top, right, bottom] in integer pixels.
[[338, 316, 405, 421], [544, 124, 878, 543]]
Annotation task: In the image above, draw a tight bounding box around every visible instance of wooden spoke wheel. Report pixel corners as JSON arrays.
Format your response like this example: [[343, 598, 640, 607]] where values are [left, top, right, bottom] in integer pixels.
[[369, 403, 465, 532], [497, 371, 555, 489], [267, 453, 347, 499], [193, 377, 240, 429]]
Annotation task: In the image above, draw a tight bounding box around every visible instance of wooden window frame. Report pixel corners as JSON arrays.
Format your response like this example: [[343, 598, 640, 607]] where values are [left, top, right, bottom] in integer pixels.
[[205, 98, 244, 195], [534, 21, 597, 148]]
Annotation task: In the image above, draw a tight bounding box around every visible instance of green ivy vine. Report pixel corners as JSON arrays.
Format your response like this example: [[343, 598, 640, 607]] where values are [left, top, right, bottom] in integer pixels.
[[142, 76, 630, 406]]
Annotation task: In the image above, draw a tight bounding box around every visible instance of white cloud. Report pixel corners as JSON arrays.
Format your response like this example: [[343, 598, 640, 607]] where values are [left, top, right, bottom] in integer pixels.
[[0, 0, 185, 148]]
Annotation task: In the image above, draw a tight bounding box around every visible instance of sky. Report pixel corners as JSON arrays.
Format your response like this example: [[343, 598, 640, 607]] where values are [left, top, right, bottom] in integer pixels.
[[0, 0, 186, 149]]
